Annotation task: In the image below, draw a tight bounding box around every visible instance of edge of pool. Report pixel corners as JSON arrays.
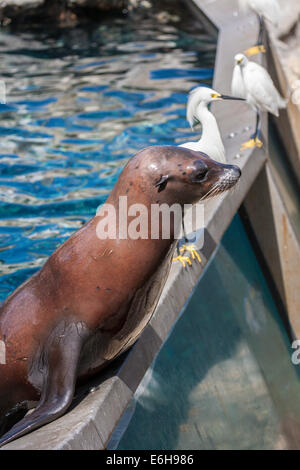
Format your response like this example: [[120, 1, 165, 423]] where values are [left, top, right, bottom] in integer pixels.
[[1, 0, 272, 450]]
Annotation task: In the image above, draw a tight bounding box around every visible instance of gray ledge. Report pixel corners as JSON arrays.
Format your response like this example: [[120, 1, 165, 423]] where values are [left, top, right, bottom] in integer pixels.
[[3, 0, 269, 450]]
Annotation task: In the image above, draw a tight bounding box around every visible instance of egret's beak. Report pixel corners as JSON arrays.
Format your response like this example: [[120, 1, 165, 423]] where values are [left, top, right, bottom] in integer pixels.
[[220, 94, 245, 101], [237, 58, 243, 64]]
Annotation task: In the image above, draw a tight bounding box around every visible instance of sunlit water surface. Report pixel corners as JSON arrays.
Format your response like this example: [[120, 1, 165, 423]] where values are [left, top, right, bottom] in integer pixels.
[[0, 14, 216, 301]]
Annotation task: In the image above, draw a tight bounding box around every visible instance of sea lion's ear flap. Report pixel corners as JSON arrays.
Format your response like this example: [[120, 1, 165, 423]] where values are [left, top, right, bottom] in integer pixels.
[[154, 175, 169, 192]]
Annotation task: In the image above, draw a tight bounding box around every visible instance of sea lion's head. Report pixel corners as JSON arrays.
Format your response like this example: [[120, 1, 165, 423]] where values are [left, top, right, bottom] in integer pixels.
[[123, 146, 241, 205]]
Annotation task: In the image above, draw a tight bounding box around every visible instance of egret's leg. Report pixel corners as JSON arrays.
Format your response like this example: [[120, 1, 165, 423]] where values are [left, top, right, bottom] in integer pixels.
[[244, 15, 266, 57], [172, 213, 202, 268], [254, 110, 263, 145], [173, 214, 191, 267], [257, 16, 265, 46], [241, 110, 263, 150]]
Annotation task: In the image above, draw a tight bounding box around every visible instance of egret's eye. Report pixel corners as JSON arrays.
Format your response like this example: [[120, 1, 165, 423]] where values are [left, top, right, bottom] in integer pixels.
[[211, 93, 220, 99]]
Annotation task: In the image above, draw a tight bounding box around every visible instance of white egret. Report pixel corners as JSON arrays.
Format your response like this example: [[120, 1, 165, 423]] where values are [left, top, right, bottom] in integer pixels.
[[238, 0, 280, 56], [232, 53, 288, 150], [173, 87, 244, 267], [180, 86, 244, 163]]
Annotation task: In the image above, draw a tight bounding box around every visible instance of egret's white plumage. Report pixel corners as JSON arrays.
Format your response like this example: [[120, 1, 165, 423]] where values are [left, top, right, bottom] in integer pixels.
[[232, 64, 247, 101], [238, 0, 280, 25], [180, 87, 226, 163], [232, 54, 287, 116]]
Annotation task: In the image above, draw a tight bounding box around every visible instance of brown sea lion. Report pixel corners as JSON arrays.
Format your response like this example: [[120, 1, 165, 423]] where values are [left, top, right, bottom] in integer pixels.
[[0, 145, 241, 446]]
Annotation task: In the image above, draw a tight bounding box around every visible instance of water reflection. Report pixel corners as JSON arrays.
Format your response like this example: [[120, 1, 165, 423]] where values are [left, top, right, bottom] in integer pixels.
[[0, 14, 216, 300]]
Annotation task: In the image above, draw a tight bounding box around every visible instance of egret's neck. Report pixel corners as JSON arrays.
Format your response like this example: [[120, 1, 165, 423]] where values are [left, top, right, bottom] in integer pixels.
[[196, 103, 223, 149]]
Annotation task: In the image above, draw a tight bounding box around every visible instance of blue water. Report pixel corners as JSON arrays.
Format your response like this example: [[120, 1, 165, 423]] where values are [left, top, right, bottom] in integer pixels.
[[0, 15, 216, 301]]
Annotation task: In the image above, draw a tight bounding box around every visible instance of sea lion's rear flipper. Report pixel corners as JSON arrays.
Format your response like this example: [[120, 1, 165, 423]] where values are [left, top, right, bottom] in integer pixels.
[[0, 320, 89, 448]]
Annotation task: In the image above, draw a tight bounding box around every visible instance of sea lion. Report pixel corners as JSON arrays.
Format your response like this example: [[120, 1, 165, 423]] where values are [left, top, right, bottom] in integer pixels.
[[0, 145, 241, 446]]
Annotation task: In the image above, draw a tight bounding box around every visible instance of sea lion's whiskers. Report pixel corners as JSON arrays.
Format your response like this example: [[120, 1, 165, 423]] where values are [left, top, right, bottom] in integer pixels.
[[202, 182, 223, 201], [205, 179, 236, 200], [209, 188, 223, 200], [199, 182, 219, 201], [208, 188, 220, 199]]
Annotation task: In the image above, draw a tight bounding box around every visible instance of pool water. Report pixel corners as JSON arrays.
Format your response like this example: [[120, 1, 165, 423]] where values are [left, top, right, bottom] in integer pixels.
[[0, 12, 216, 302]]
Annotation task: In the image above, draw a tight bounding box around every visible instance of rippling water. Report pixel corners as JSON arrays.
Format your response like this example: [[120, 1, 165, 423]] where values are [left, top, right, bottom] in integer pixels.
[[0, 12, 216, 302]]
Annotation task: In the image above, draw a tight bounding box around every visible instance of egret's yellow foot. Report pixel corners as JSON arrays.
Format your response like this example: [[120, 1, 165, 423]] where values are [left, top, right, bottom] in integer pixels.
[[241, 137, 263, 151], [244, 45, 266, 57], [172, 255, 192, 268], [180, 244, 202, 264]]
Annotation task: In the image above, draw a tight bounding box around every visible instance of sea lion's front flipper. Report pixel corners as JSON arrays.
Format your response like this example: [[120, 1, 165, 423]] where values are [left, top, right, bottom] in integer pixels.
[[0, 320, 89, 448]]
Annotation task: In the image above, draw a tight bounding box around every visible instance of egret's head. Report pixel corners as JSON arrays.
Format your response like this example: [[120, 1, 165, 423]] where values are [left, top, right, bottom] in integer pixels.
[[187, 86, 245, 128], [189, 87, 233, 105], [234, 53, 248, 67], [193, 87, 222, 104]]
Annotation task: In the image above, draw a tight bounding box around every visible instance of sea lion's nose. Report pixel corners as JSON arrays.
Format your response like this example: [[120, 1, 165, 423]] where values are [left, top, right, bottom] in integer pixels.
[[226, 164, 241, 180], [232, 165, 242, 178]]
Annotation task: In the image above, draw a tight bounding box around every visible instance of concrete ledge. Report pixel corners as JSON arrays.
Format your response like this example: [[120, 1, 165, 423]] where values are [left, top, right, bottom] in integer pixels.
[[2, 0, 269, 450]]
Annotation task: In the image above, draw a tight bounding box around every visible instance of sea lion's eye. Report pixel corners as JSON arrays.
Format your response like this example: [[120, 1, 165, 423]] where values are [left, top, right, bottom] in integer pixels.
[[154, 174, 169, 192], [190, 160, 208, 182], [195, 168, 208, 180]]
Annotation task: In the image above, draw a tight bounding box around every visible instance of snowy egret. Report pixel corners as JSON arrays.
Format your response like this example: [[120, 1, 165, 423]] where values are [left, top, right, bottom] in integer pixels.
[[238, 0, 280, 57], [179, 86, 245, 163], [232, 53, 288, 150], [173, 87, 244, 267]]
